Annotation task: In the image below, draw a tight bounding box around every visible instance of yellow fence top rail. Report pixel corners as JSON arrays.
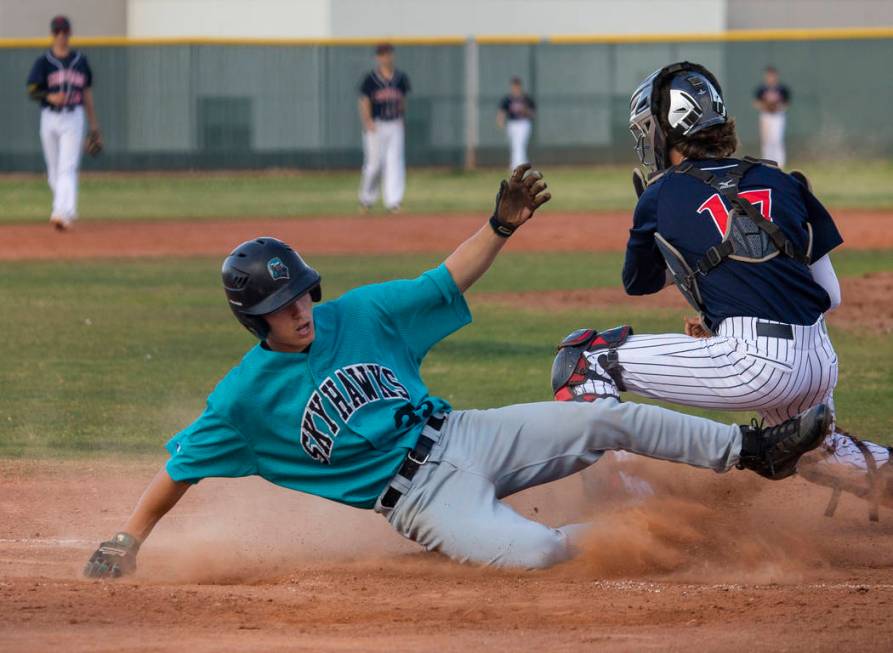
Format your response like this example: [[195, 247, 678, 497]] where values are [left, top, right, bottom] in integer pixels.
[[0, 26, 891, 49]]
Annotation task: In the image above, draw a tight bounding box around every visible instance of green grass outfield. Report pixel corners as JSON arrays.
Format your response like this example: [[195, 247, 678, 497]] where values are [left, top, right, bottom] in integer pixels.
[[1, 249, 890, 458], [2, 160, 893, 223]]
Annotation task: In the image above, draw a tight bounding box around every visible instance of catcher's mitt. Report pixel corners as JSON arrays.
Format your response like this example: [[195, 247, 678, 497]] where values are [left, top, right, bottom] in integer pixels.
[[85, 129, 104, 157]]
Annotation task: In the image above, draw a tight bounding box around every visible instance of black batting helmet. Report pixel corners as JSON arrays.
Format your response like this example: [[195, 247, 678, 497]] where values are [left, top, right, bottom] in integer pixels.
[[629, 61, 727, 174], [222, 237, 321, 339]]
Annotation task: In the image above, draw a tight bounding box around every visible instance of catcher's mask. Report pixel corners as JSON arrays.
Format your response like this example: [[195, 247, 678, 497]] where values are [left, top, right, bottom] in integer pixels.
[[628, 61, 727, 174], [222, 237, 322, 339]]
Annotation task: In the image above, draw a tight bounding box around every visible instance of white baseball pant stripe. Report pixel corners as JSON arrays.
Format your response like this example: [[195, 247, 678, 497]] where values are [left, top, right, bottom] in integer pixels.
[[359, 119, 405, 209], [759, 111, 786, 168], [506, 118, 532, 170], [377, 399, 742, 568], [40, 106, 85, 223]]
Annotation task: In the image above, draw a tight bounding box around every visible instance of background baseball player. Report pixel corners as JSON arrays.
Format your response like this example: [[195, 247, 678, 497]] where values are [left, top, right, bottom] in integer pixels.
[[753, 66, 790, 168], [82, 165, 829, 577], [497, 76, 536, 170], [26, 15, 102, 231], [554, 61, 890, 517], [358, 43, 410, 213]]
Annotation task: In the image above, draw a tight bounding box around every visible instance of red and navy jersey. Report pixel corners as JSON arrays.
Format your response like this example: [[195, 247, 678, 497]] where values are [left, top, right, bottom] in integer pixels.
[[27, 50, 93, 109], [623, 159, 843, 329], [359, 69, 411, 121], [499, 94, 535, 121]]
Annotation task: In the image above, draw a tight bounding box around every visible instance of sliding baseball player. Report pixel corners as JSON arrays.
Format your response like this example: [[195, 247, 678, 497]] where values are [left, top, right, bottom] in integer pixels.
[[83, 165, 829, 577]]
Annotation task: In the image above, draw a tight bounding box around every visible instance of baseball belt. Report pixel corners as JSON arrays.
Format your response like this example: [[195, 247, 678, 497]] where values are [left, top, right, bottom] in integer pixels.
[[380, 413, 446, 509], [755, 321, 794, 340]]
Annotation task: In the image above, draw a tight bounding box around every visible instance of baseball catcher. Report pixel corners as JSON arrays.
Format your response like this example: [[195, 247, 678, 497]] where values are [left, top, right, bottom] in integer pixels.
[[553, 61, 891, 520], [84, 165, 830, 577]]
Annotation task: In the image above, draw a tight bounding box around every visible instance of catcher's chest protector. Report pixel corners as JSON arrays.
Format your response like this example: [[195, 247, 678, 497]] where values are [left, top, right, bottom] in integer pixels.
[[654, 157, 812, 329]]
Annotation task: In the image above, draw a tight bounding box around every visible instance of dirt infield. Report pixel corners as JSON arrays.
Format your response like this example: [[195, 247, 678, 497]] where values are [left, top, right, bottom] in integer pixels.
[[1, 210, 891, 260], [2, 459, 893, 652]]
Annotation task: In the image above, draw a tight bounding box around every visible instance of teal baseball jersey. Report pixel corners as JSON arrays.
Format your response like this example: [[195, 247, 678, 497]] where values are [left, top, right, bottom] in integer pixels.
[[165, 264, 471, 508]]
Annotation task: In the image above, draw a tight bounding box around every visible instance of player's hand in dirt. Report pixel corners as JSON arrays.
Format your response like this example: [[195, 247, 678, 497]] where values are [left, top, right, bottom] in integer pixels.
[[684, 316, 710, 338], [83, 532, 140, 579], [492, 163, 551, 232]]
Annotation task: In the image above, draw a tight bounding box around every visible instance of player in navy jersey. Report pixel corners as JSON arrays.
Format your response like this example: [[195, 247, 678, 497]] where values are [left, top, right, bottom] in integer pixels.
[[553, 62, 891, 519], [497, 77, 536, 169], [358, 43, 411, 213], [26, 15, 102, 231], [753, 66, 791, 167]]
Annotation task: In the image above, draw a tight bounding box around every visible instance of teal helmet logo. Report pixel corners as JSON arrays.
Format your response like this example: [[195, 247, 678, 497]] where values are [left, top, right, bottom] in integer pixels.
[[267, 257, 290, 281]]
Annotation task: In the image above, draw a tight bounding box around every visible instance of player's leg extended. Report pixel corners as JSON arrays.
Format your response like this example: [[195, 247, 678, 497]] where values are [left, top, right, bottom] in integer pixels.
[[55, 107, 86, 223], [39, 110, 61, 214], [383, 460, 579, 569], [358, 126, 384, 207], [383, 120, 405, 210], [443, 400, 743, 501]]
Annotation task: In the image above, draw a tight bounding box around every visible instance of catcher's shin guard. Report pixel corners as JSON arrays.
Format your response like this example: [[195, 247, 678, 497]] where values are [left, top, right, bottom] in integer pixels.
[[551, 326, 632, 402]]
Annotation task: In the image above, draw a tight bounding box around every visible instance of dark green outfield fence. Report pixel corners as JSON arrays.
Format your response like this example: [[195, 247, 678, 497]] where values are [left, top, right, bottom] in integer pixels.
[[1, 32, 891, 172]]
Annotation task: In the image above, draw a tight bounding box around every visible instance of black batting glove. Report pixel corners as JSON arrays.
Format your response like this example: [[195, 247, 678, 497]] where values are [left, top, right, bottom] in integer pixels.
[[83, 532, 140, 579]]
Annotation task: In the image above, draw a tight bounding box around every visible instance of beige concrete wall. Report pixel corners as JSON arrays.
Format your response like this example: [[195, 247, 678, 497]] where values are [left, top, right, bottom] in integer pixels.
[[727, 0, 893, 29], [329, 0, 727, 37], [0, 0, 126, 38], [126, 0, 330, 38]]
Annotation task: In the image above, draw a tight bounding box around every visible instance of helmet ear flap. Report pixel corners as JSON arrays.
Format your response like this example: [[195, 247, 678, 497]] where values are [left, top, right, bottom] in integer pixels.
[[310, 284, 322, 302]]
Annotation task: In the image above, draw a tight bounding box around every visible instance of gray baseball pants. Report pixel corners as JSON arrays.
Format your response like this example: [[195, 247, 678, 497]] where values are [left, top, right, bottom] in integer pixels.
[[375, 399, 742, 569]]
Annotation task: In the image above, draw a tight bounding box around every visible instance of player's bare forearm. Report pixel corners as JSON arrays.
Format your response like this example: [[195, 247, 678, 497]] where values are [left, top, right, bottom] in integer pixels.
[[120, 466, 191, 542], [445, 164, 551, 293], [83, 88, 99, 131], [445, 225, 508, 293], [358, 97, 374, 131], [496, 110, 506, 129]]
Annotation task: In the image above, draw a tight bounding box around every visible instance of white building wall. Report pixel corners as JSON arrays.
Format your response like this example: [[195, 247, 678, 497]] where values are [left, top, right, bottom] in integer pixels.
[[329, 0, 726, 37], [126, 0, 331, 38]]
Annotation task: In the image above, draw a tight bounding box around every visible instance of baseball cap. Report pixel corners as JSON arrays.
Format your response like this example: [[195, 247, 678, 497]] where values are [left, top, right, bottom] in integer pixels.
[[50, 15, 71, 34], [375, 42, 394, 55]]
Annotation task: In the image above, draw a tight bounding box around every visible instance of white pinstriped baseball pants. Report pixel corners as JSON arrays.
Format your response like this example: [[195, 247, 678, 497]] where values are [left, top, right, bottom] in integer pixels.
[[582, 315, 889, 470]]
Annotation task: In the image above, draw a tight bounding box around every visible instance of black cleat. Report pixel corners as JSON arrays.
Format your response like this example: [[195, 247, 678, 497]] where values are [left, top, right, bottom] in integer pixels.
[[737, 404, 832, 480]]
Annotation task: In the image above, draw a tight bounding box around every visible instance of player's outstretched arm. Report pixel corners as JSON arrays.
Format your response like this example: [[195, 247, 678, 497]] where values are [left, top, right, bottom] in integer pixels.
[[445, 163, 550, 293], [84, 466, 191, 578]]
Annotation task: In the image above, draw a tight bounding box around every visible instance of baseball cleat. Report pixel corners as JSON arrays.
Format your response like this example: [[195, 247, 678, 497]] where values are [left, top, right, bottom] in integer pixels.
[[358, 203, 371, 214], [49, 215, 69, 231], [737, 404, 832, 480]]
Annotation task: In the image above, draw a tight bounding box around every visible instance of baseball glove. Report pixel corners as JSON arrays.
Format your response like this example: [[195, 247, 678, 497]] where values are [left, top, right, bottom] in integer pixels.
[[83, 532, 140, 578], [85, 129, 104, 157]]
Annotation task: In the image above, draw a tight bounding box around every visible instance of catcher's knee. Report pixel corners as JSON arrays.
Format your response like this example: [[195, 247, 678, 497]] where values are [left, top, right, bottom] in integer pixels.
[[551, 326, 633, 402]]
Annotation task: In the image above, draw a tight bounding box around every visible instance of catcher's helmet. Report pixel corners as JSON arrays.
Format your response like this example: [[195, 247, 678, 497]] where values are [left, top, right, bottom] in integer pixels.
[[222, 237, 322, 339], [629, 61, 727, 174]]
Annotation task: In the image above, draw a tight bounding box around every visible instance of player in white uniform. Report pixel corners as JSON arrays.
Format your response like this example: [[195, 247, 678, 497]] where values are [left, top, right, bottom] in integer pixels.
[[26, 16, 102, 231], [753, 67, 790, 168], [358, 43, 411, 213], [497, 77, 536, 170], [554, 62, 891, 519]]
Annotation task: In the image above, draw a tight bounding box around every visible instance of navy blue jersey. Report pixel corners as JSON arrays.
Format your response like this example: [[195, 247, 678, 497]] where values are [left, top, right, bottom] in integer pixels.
[[360, 69, 411, 121], [623, 159, 843, 330], [499, 94, 535, 120], [27, 50, 93, 109], [754, 84, 790, 113]]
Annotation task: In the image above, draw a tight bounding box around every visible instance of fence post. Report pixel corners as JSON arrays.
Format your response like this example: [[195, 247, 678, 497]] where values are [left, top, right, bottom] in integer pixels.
[[464, 36, 479, 170]]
